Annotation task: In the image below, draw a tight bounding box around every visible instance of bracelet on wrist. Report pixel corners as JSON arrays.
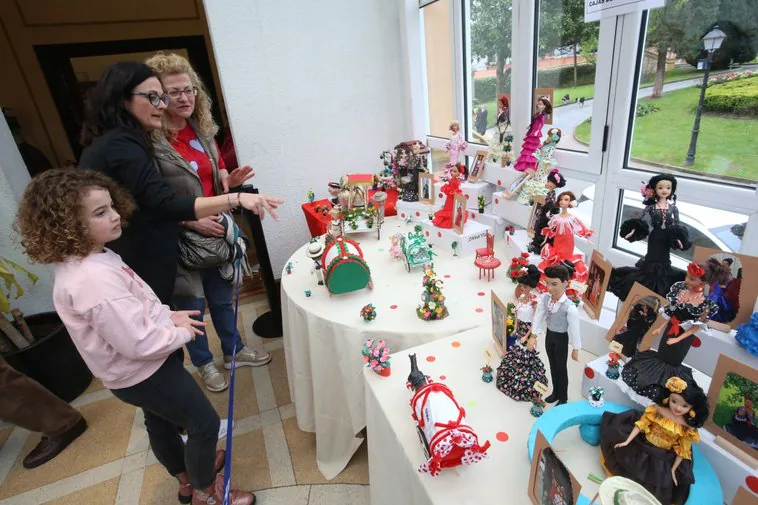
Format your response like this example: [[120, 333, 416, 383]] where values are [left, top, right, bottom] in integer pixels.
[[237, 192, 242, 208]]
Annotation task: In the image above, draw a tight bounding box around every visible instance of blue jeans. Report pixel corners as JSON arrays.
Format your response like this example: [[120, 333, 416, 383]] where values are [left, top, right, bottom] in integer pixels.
[[174, 268, 244, 367]]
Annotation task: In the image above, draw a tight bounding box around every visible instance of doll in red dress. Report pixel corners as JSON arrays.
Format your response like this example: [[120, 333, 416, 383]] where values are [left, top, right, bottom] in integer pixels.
[[538, 191, 594, 283], [433, 163, 468, 229]]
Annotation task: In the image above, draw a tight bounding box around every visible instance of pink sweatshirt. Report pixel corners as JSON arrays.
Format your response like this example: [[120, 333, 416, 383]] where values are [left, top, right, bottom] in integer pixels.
[[53, 249, 192, 389]]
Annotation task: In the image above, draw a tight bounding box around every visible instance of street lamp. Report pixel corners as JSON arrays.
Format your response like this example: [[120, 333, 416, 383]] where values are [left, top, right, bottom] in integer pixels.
[[684, 25, 726, 166]]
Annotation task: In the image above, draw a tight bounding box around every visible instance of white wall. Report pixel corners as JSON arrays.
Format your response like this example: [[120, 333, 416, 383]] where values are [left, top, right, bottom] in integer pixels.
[[0, 116, 55, 315], [203, 0, 410, 275]]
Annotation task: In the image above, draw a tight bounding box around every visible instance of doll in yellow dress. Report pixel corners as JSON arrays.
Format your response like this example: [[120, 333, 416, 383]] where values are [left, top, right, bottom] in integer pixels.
[[600, 376, 709, 505]]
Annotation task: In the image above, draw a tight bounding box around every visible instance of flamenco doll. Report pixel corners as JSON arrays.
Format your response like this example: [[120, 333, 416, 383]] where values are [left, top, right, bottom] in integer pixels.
[[516, 128, 561, 205], [703, 257, 738, 323], [444, 121, 468, 179], [620, 262, 718, 402], [514, 96, 552, 173], [487, 94, 514, 167], [600, 376, 709, 505], [538, 191, 594, 284], [495, 265, 549, 402], [612, 295, 660, 358], [609, 174, 691, 301], [527, 169, 566, 254], [432, 163, 468, 229]]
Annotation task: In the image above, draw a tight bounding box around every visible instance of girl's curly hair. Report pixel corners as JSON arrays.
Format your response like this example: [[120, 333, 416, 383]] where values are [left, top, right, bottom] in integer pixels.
[[15, 169, 136, 264]]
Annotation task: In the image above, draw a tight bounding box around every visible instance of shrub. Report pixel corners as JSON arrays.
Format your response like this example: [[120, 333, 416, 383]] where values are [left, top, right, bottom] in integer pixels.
[[536, 63, 597, 89], [702, 76, 758, 116], [636, 102, 660, 117], [473, 71, 512, 103], [696, 70, 756, 88]]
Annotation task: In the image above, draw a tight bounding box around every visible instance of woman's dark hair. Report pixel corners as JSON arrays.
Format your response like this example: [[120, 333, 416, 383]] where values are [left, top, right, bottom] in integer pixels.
[[455, 162, 468, 178], [524, 96, 553, 137], [80, 61, 159, 146], [643, 173, 678, 206], [655, 380, 710, 428], [517, 264, 541, 288], [544, 264, 571, 283], [546, 169, 566, 188]]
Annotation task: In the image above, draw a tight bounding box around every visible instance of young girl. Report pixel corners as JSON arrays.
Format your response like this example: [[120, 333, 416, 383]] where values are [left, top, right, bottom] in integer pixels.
[[600, 376, 709, 505], [432, 163, 468, 229], [15, 170, 255, 505]]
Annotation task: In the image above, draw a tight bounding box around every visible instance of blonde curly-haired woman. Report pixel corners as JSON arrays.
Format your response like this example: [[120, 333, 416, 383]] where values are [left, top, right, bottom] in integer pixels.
[[145, 52, 271, 400]]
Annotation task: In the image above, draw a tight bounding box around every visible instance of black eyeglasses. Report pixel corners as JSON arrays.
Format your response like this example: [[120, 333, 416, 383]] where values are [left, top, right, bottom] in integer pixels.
[[130, 92, 169, 107], [167, 87, 198, 100]]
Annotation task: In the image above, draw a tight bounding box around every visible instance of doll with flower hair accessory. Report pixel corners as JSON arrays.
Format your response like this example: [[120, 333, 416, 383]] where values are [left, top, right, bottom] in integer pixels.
[[432, 163, 468, 229], [600, 376, 709, 505], [620, 262, 718, 403], [527, 169, 566, 254], [609, 174, 692, 301], [516, 127, 561, 205]]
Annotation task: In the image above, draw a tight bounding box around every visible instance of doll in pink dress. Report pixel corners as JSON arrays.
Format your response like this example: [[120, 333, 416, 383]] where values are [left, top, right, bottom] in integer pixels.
[[445, 121, 468, 179], [514, 97, 552, 173], [538, 191, 594, 283], [433, 163, 468, 229]]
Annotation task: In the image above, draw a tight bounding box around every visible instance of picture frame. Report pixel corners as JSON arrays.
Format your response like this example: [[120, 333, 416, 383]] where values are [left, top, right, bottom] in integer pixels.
[[418, 172, 435, 205], [502, 173, 531, 200], [452, 193, 467, 234], [491, 290, 507, 356], [581, 251, 612, 320], [705, 353, 758, 463], [527, 196, 546, 238], [528, 430, 582, 505], [692, 247, 758, 329], [605, 282, 667, 359], [534, 88, 555, 126], [468, 150, 487, 183]]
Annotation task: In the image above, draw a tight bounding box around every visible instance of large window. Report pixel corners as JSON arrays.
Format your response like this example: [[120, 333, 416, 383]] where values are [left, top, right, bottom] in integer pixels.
[[423, 0, 456, 138], [625, 5, 758, 186]]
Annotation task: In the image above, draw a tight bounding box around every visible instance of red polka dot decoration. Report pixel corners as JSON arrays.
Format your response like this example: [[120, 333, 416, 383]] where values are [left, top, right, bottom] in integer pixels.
[[475, 308, 484, 313], [439, 193, 444, 199], [401, 213, 406, 218], [584, 367, 595, 379], [425, 231, 430, 237], [451, 341, 461, 348], [415, 211, 420, 217], [497, 179, 502, 186], [438, 232, 442, 238], [477, 292, 485, 296], [746, 475, 758, 493], [465, 194, 470, 199], [495, 198, 500, 205], [496, 432, 509, 442], [444, 274, 451, 278], [390, 304, 398, 310], [439, 375, 447, 381], [426, 356, 436, 362], [471, 213, 476, 220], [692, 336, 702, 348]]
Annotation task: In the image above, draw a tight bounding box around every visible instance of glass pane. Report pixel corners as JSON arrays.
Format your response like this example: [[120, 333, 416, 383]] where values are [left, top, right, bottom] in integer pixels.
[[614, 189, 747, 264], [430, 147, 449, 174], [469, 0, 513, 146], [627, 7, 758, 186], [423, 0, 456, 137], [536, 0, 599, 152]]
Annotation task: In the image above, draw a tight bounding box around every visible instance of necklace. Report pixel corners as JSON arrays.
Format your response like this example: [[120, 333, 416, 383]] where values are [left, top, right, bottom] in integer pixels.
[[547, 296, 562, 315], [656, 201, 669, 230]]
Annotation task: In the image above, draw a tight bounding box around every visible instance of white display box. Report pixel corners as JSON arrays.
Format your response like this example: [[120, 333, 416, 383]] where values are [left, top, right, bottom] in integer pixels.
[[396, 200, 442, 223], [479, 161, 523, 188], [420, 219, 489, 258], [434, 180, 496, 210], [492, 193, 533, 229], [464, 205, 505, 239]]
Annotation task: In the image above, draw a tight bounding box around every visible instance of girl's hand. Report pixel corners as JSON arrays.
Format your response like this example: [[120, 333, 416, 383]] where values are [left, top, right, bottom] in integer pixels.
[[671, 468, 678, 487], [239, 193, 284, 220], [614, 441, 630, 449], [221, 166, 255, 193], [171, 310, 206, 339]]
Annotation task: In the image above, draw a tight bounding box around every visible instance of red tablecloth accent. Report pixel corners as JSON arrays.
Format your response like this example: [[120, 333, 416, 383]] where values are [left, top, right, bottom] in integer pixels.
[[302, 199, 332, 238], [368, 188, 398, 217]]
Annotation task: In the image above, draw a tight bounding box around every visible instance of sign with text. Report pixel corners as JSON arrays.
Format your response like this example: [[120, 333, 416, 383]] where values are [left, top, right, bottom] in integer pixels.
[[584, 0, 665, 22]]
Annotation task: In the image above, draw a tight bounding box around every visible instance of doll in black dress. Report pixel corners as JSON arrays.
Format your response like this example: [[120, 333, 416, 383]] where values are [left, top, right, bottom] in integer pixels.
[[621, 262, 718, 401], [527, 170, 566, 254], [612, 295, 660, 357], [609, 174, 692, 301]]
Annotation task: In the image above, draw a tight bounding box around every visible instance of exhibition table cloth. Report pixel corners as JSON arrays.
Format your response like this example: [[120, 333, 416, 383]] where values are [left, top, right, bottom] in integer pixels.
[[364, 327, 600, 505], [281, 217, 516, 479]]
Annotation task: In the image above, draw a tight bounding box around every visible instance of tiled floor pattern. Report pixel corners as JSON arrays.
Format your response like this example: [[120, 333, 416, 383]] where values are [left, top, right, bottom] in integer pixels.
[[0, 299, 369, 505]]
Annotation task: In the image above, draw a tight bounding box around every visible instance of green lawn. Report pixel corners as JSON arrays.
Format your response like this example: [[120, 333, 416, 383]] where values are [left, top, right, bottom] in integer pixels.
[[575, 85, 758, 181]]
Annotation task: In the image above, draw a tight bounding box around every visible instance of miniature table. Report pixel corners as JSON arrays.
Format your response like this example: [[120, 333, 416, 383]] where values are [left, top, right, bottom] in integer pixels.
[[365, 327, 599, 505], [474, 255, 501, 281], [281, 217, 519, 479]]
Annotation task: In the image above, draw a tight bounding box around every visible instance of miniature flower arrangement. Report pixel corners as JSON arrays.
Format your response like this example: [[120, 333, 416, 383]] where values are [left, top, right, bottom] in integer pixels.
[[417, 267, 449, 321], [306, 190, 315, 203], [342, 206, 377, 230], [530, 394, 546, 417], [588, 386, 605, 408], [507, 253, 531, 284], [606, 352, 622, 380], [363, 338, 391, 376], [566, 288, 581, 306], [314, 204, 330, 217], [477, 195, 486, 213], [504, 225, 515, 236], [481, 364, 494, 383], [361, 303, 377, 322], [304, 290, 312, 298], [285, 262, 293, 274]]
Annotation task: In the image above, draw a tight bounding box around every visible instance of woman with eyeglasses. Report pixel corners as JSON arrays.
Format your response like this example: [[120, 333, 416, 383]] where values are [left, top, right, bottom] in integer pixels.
[[144, 52, 269, 395]]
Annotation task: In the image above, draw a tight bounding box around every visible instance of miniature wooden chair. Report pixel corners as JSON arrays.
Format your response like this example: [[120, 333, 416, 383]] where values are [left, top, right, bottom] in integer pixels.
[[475, 231, 495, 259]]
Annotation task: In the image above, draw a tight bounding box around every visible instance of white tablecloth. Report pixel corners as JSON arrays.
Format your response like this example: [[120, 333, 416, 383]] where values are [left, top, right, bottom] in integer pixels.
[[282, 217, 518, 479], [365, 327, 601, 505]]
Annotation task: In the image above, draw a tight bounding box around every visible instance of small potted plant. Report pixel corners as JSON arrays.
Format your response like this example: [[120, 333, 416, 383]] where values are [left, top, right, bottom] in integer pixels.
[[362, 339, 391, 376], [530, 394, 546, 417], [507, 253, 530, 284], [306, 189, 315, 203], [588, 386, 605, 408], [451, 241, 458, 257], [285, 262, 294, 275], [304, 290, 312, 298], [477, 195, 486, 213], [606, 352, 622, 380], [360, 303, 377, 322], [481, 364, 494, 383]]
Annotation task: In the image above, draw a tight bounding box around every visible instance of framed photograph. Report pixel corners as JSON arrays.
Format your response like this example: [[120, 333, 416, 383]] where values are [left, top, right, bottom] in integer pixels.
[[468, 150, 487, 183], [692, 247, 758, 329], [529, 430, 582, 505], [706, 354, 758, 462], [527, 196, 546, 238], [418, 172, 435, 205], [534, 88, 555, 126], [452, 193, 467, 234], [605, 282, 667, 359], [491, 291, 507, 356], [581, 251, 612, 320], [502, 174, 531, 200]]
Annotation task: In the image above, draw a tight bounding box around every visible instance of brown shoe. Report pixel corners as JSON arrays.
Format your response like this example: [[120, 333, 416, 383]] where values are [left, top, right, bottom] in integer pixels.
[[177, 450, 227, 504], [192, 474, 255, 505], [22, 417, 87, 469]]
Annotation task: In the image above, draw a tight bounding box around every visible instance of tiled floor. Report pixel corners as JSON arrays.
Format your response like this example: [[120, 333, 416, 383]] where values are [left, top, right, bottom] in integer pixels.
[[0, 299, 369, 505]]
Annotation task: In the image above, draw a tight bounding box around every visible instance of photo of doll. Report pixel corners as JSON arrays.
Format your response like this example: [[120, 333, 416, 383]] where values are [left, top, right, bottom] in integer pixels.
[[612, 295, 660, 358], [585, 263, 605, 307], [703, 253, 741, 323], [600, 376, 709, 505], [514, 96, 552, 173], [537, 447, 574, 505]]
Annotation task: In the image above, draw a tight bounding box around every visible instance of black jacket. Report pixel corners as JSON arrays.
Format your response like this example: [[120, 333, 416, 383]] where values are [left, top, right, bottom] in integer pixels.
[[79, 127, 197, 304]]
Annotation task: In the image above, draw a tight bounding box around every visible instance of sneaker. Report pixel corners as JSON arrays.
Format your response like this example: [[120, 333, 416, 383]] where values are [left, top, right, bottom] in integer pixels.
[[223, 346, 272, 369], [192, 473, 255, 505], [199, 363, 228, 392], [181, 420, 232, 444]]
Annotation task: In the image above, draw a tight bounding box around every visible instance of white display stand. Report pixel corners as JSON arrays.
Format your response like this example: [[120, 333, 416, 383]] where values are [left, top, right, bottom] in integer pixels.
[[465, 205, 505, 239], [434, 180, 495, 210], [491, 193, 533, 229], [479, 161, 523, 189], [580, 355, 756, 505], [397, 200, 442, 223], [420, 219, 488, 258]]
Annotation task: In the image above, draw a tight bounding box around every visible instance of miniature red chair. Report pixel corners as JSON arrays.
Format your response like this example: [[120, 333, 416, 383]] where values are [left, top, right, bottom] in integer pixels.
[[474, 255, 501, 281], [475, 231, 495, 259]]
